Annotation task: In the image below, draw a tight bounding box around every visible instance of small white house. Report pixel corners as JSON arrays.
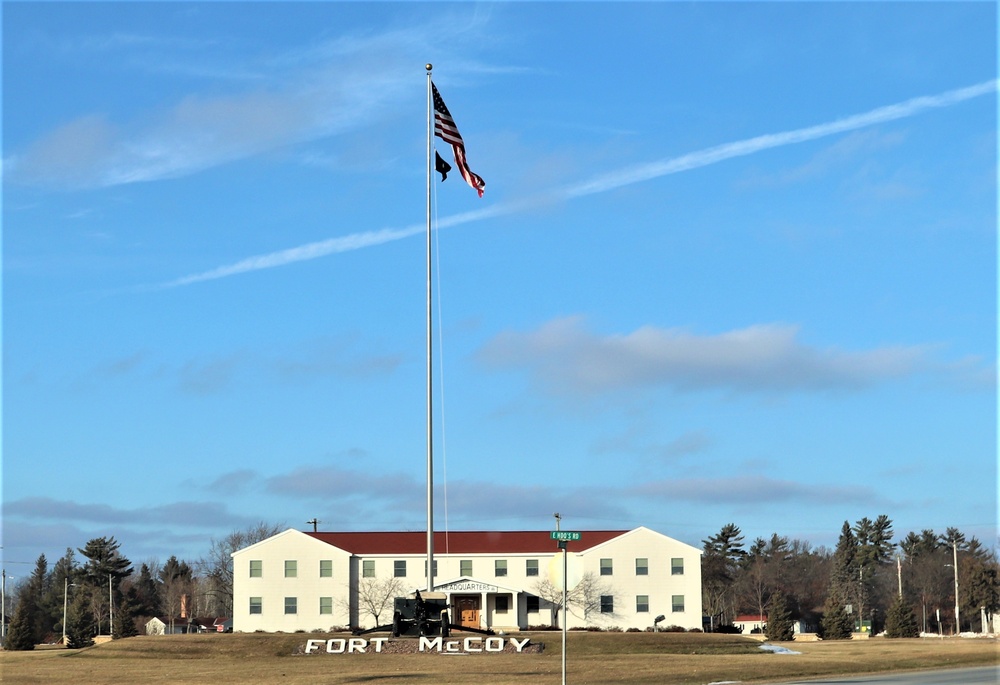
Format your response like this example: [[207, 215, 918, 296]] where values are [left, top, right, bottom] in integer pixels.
[[733, 614, 766, 634], [231, 527, 702, 633]]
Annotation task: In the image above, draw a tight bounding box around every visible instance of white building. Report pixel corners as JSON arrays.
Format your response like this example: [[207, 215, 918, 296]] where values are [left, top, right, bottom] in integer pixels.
[[231, 526, 702, 633]]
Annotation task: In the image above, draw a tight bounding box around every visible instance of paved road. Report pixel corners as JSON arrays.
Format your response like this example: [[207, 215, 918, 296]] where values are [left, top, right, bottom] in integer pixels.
[[768, 665, 999, 684]]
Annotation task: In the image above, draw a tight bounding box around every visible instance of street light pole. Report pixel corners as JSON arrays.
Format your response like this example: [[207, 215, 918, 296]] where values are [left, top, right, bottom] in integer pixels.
[[63, 578, 71, 646], [2, 569, 7, 647], [951, 540, 960, 634]]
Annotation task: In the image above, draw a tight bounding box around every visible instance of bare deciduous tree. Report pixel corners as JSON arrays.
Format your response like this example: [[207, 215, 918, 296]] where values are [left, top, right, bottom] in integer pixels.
[[197, 521, 285, 616], [354, 576, 407, 627], [534, 572, 616, 626]]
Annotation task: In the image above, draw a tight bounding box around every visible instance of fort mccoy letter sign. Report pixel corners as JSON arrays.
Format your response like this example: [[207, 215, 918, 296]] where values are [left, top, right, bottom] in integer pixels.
[[302, 635, 538, 655]]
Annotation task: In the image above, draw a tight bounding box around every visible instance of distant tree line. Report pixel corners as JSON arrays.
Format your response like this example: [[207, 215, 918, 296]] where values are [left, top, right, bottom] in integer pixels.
[[3, 522, 283, 650], [701, 516, 999, 640], [5, 517, 996, 648]]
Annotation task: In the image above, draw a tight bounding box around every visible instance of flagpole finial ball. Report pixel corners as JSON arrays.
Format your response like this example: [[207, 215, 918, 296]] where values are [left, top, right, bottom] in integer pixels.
[[426, 63, 433, 72]]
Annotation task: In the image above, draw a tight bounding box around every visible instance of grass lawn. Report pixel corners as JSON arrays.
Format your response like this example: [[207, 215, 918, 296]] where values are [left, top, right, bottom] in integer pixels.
[[2, 631, 997, 685]]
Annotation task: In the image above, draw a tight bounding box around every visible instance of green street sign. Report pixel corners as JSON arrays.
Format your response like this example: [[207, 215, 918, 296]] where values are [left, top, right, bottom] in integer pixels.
[[550, 531, 582, 541]]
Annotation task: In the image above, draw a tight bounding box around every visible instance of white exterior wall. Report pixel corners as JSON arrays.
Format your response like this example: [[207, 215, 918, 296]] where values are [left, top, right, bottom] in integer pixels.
[[232, 527, 702, 633], [233, 529, 352, 633], [574, 527, 702, 630]]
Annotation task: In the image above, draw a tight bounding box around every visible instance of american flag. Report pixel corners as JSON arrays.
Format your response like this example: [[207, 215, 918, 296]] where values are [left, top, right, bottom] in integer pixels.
[[432, 82, 485, 197]]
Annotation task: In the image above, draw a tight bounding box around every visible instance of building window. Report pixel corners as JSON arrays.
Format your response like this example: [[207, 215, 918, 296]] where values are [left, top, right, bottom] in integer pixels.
[[249, 597, 262, 615], [394, 560, 407, 578], [600, 595, 614, 613], [672, 595, 685, 613], [600, 558, 613, 576], [285, 597, 297, 614], [671, 558, 684, 575], [526, 559, 539, 576], [460, 560, 472, 576], [320, 597, 333, 615], [284, 560, 297, 578], [527, 595, 540, 613], [495, 560, 507, 577], [249, 560, 262, 578], [635, 558, 648, 576], [320, 560, 333, 578], [495, 596, 509, 614], [424, 560, 438, 576], [636, 595, 649, 613], [362, 560, 375, 578]]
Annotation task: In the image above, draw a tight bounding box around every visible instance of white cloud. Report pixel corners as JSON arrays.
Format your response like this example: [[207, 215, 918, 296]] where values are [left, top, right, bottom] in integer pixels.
[[153, 80, 996, 287], [6, 16, 492, 190], [476, 316, 930, 396], [630, 476, 882, 506]]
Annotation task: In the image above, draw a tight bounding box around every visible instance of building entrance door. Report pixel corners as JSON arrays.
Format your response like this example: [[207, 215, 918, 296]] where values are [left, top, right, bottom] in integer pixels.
[[455, 596, 480, 629]]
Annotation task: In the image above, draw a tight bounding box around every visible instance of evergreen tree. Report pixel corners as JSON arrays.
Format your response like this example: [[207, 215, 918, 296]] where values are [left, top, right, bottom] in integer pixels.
[[39, 549, 77, 641], [5, 596, 37, 650], [5, 555, 49, 649], [78, 536, 133, 635], [65, 590, 95, 649], [702, 523, 746, 628], [818, 591, 854, 640], [884, 595, 919, 638], [829, 522, 858, 607], [78, 537, 133, 583], [113, 586, 141, 639], [133, 564, 161, 618], [26, 554, 50, 644], [765, 591, 795, 641]]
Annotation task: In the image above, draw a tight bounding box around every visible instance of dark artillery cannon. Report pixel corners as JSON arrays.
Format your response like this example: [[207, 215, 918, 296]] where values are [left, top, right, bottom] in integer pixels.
[[353, 590, 494, 638]]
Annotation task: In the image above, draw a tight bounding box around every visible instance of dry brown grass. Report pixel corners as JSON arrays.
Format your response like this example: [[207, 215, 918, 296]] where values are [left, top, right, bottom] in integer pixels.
[[1, 632, 997, 685]]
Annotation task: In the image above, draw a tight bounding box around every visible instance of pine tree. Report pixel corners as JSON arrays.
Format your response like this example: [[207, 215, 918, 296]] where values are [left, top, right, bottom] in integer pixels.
[[28, 555, 51, 643], [884, 595, 919, 638], [702, 523, 747, 628], [65, 590, 95, 649], [818, 592, 854, 640], [40, 549, 77, 642], [5, 598, 37, 650], [829, 522, 858, 605], [765, 591, 795, 641], [133, 564, 161, 618], [113, 587, 141, 639], [78, 537, 133, 635]]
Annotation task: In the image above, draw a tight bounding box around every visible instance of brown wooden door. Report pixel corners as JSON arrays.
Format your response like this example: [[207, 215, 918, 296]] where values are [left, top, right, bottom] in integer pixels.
[[456, 596, 480, 629]]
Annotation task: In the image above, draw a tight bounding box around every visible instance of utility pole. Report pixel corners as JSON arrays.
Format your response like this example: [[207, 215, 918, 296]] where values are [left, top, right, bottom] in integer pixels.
[[896, 556, 902, 597]]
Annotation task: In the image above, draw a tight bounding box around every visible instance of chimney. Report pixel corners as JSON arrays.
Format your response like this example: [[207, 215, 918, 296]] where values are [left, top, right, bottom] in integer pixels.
[[181, 594, 189, 619]]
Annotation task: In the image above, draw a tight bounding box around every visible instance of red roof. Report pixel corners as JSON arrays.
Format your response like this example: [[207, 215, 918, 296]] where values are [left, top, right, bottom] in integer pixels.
[[305, 530, 627, 555]]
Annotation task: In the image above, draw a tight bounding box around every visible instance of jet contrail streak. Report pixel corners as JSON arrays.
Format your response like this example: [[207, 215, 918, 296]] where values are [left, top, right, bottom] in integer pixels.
[[163, 79, 996, 288]]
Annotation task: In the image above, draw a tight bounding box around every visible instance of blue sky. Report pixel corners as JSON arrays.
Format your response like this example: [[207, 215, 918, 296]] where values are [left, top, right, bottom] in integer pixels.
[[2, 2, 996, 571]]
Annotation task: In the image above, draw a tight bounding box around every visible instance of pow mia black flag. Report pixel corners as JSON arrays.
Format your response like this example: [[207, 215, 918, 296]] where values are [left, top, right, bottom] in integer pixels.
[[435, 151, 452, 181]]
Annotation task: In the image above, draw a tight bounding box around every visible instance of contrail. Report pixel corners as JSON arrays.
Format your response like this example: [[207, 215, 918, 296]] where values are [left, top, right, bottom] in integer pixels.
[[162, 79, 996, 288]]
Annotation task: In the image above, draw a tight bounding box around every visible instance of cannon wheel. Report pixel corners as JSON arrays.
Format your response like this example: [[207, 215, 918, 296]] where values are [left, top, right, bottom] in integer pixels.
[[440, 611, 450, 638], [391, 611, 402, 638]]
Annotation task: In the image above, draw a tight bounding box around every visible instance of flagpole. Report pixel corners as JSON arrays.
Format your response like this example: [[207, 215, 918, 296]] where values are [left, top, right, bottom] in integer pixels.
[[425, 63, 435, 596]]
